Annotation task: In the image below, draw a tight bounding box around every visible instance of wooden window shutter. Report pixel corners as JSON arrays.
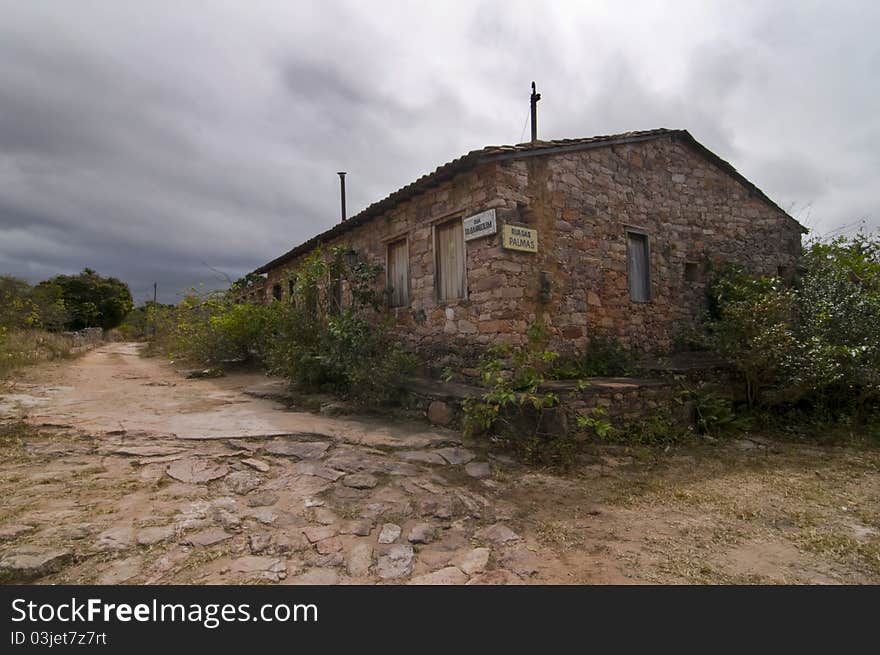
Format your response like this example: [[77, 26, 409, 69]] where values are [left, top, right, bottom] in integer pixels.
[[627, 231, 650, 302], [387, 239, 409, 307], [436, 219, 466, 302]]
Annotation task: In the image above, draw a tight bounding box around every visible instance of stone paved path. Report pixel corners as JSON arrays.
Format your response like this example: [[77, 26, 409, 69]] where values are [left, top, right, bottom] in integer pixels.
[[0, 343, 545, 585]]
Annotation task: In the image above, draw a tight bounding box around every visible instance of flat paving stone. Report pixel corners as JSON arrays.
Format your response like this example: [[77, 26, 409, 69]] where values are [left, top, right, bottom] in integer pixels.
[[315, 537, 343, 555], [498, 543, 540, 576], [342, 473, 379, 489], [248, 533, 272, 554], [95, 526, 134, 552], [313, 508, 337, 525], [435, 447, 476, 466], [399, 450, 447, 465], [378, 523, 401, 544], [166, 458, 229, 484], [136, 525, 175, 546], [454, 548, 491, 575], [292, 462, 345, 481], [347, 543, 373, 577], [0, 547, 72, 582], [241, 458, 270, 473], [473, 523, 521, 544], [376, 545, 414, 579], [230, 556, 287, 582], [465, 461, 491, 478], [0, 524, 36, 542], [340, 519, 373, 537], [265, 440, 331, 459], [185, 528, 232, 547], [408, 523, 436, 544], [245, 491, 279, 507]]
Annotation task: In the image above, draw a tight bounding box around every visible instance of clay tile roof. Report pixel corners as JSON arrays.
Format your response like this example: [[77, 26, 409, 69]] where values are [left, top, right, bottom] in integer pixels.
[[253, 128, 803, 275]]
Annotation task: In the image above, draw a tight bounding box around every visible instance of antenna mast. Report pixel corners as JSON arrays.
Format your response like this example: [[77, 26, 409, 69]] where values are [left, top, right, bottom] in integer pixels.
[[530, 81, 541, 143]]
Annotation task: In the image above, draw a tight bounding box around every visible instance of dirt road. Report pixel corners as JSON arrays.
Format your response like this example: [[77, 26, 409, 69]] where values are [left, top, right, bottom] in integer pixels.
[[1, 343, 878, 584]]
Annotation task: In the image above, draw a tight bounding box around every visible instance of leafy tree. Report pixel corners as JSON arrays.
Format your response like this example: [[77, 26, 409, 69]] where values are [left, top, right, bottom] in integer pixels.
[[36, 269, 133, 331], [30, 282, 70, 331], [0, 276, 38, 329]]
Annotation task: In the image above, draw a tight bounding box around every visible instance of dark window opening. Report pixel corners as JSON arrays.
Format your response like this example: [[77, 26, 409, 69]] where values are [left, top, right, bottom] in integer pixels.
[[684, 262, 700, 283], [272, 283, 282, 301], [626, 230, 650, 303]]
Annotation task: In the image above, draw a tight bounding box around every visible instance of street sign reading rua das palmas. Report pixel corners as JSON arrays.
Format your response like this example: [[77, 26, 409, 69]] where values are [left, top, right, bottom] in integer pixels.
[[463, 208, 497, 241], [501, 224, 538, 252]]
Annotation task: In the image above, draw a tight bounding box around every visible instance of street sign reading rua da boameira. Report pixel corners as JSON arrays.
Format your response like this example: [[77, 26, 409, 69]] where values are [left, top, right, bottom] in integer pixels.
[[463, 208, 497, 241], [501, 224, 538, 252]]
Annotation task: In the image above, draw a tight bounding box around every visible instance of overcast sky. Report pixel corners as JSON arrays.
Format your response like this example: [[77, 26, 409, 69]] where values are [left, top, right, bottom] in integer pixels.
[[1, 1, 878, 303]]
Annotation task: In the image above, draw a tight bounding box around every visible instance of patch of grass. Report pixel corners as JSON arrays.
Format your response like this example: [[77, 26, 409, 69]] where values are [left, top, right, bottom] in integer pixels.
[[796, 528, 880, 576], [0, 329, 77, 379], [536, 520, 583, 551], [0, 420, 35, 459]]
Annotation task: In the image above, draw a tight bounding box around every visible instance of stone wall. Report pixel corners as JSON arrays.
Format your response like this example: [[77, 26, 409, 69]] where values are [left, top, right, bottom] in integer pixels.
[[410, 376, 684, 434], [260, 133, 803, 369], [262, 162, 537, 371], [493, 135, 804, 355]]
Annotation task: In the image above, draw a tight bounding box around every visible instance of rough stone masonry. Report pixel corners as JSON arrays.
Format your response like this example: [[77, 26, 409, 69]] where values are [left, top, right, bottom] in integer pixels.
[[248, 129, 805, 370]]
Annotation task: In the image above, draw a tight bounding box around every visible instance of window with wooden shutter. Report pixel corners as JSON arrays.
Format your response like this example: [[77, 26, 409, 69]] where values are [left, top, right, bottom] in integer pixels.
[[626, 230, 650, 302], [387, 239, 409, 307], [435, 219, 466, 302]]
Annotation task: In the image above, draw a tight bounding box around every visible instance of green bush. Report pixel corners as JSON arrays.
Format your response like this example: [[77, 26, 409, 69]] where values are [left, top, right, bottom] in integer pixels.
[[550, 334, 636, 379], [145, 293, 274, 366], [706, 266, 798, 407], [262, 247, 414, 406], [461, 323, 578, 463], [706, 231, 880, 422], [144, 248, 414, 406]]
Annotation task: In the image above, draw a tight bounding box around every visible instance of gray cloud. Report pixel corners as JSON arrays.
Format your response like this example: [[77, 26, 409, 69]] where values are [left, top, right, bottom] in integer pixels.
[[0, 0, 877, 302]]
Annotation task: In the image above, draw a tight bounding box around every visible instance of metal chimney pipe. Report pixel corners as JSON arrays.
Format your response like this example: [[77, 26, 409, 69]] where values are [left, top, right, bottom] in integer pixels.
[[337, 172, 347, 222]]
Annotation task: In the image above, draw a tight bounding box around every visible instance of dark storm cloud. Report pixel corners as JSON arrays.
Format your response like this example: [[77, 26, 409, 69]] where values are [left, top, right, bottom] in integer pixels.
[[0, 1, 878, 302]]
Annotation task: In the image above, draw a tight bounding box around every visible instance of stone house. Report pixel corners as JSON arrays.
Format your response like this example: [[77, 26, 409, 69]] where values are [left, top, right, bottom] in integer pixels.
[[247, 128, 805, 367]]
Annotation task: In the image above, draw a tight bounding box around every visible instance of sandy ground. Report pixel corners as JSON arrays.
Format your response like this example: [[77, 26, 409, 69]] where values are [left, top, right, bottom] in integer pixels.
[[0, 342, 878, 584]]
